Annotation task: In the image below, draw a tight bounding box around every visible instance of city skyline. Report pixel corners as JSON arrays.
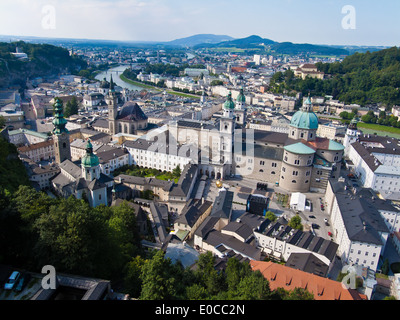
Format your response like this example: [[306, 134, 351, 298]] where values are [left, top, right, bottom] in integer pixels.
[[0, 0, 399, 47]]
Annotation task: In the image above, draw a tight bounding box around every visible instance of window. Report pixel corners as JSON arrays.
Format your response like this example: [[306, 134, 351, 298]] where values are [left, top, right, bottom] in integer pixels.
[[260, 160, 265, 165], [292, 180, 297, 183], [294, 160, 300, 165], [272, 162, 277, 167], [271, 171, 276, 175]]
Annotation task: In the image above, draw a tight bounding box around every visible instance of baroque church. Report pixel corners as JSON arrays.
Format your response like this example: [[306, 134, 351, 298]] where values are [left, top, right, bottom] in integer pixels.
[[51, 98, 113, 207], [106, 76, 148, 135]]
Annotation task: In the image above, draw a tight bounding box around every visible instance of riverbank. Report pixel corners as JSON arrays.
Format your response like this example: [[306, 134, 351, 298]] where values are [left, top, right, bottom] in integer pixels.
[[119, 74, 201, 99], [357, 122, 400, 139]]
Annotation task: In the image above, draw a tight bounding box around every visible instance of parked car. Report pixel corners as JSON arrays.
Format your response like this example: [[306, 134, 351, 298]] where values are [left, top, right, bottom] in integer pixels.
[[4, 271, 21, 290], [312, 223, 320, 229], [14, 273, 32, 292], [309, 215, 316, 219]]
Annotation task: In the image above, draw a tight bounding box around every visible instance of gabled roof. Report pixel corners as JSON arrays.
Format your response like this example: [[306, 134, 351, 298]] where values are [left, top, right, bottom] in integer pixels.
[[250, 261, 367, 300], [116, 101, 148, 122]]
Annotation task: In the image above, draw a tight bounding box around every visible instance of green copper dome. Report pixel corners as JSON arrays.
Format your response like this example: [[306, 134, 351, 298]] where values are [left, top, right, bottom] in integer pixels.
[[52, 98, 69, 135], [290, 111, 319, 130], [81, 140, 99, 168], [236, 88, 246, 103], [290, 96, 319, 130], [224, 92, 235, 109]]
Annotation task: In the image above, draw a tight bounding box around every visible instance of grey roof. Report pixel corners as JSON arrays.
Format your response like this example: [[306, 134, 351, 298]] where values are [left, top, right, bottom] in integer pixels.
[[285, 252, 329, 277], [210, 190, 234, 220], [59, 160, 81, 179], [222, 221, 253, 241], [91, 118, 109, 128], [116, 101, 148, 122], [115, 174, 174, 191], [335, 192, 389, 245], [97, 147, 128, 163], [358, 134, 400, 155], [175, 199, 213, 228], [350, 141, 381, 171], [204, 230, 262, 260], [236, 212, 270, 231], [250, 143, 284, 161], [169, 163, 198, 197], [194, 215, 220, 239], [258, 220, 338, 262], [150, 201, 169, 243], [250, 129, 289, 145]]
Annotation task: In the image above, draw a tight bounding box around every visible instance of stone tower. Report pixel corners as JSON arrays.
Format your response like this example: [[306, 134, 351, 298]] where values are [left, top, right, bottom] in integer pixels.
[[52, 98, 71, 164], [106, 75, 118, 135], [234, 87, 247, 126]]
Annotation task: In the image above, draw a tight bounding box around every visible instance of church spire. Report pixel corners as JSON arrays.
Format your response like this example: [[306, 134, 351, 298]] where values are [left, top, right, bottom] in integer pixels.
[[109, 75, 115, 92], [52, 97, 68, 135]]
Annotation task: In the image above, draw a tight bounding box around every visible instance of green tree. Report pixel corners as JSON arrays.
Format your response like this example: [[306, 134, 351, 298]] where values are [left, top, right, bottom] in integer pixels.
[[0, 115, 5, 128], [140, 250, 177, 300], [235, 270, 271, 300], [382, 258, 390, 275], [265, 211, 277, 222], [123, 255, 146, 298], [64, 96, 79, 118], [289, 215, 303, 231], [172, 165, 181, 179]]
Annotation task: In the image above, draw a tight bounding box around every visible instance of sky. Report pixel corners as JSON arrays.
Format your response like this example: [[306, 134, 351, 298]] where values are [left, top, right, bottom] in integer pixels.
[[0, 0, 399, 46]]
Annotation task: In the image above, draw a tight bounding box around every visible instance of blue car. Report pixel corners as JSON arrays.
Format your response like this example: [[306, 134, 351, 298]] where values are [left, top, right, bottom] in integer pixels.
[[4, 271, 21, 290], [14, 273, 31, 292]]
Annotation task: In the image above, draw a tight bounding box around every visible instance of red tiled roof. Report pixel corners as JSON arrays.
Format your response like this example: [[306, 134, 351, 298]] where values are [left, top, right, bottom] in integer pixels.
[[250, 261, 367, 300]]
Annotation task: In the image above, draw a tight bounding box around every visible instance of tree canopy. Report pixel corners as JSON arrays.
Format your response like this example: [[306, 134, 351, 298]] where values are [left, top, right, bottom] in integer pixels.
[[269, 47, 400, 107]]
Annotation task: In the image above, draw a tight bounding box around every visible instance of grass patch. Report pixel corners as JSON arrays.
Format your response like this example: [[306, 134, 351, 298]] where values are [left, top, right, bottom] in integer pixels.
[[120, 74, 200, 99], [357, 122, 400, 135], [113, 165, 180, 183], [120, 74, 157, 90]]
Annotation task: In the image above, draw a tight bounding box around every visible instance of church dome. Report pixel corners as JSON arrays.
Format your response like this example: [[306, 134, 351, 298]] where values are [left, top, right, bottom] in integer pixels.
[[81, 140, 99, 168], [290, 97, 318, 130], [224, 92, 235, 109], [236, 88, 246, 103]]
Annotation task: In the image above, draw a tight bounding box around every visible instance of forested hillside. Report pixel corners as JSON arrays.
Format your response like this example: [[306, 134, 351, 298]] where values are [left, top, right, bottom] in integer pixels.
[[269, 47, 400, 107], [0, 41, 87, 87]]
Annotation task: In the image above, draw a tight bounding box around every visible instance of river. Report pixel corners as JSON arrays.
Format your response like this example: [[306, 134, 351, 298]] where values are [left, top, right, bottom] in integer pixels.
[[95, 65, 152, 92]]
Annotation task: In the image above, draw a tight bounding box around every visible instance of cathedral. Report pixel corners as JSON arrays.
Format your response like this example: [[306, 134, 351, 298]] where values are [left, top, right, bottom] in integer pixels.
[[164, 93, 344, 193]]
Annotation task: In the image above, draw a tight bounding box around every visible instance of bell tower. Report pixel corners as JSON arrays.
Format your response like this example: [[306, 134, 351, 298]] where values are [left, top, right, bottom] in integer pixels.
[[52, 98, 71, 164], [220, 92, 235, 135], [106, 75, 118, 134]]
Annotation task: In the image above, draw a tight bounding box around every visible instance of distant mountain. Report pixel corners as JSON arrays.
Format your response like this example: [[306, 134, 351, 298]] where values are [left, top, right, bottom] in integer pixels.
[[194, 35, 349, 56], [165, 34, 234, 47], [194, 35, 275, 49]]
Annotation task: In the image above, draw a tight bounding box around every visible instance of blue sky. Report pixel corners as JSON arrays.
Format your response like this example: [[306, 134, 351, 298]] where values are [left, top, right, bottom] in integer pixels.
[[0, 0, 399, 46]]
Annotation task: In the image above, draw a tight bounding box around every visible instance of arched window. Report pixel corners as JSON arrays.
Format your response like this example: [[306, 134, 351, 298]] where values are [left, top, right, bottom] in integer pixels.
[[259, 169, 264, 172], [292, 180, 297, 183], [271, 171, 276, 175]]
